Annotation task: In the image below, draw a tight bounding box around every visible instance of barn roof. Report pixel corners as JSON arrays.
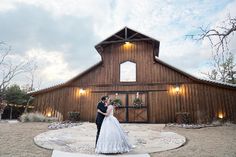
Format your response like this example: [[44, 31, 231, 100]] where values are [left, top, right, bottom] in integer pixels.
[[154, 57, 236, 88], [27, 61, 103, 95], [95, 27, 160, 57]]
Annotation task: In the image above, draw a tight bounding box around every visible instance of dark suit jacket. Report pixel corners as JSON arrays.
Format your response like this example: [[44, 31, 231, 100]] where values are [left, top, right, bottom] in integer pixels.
[[95, 101, 107, 125]]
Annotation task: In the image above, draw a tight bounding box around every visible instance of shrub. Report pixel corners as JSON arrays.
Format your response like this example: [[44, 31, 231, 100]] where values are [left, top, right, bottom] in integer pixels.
[[20, 112, 58, 122], [211, 120, 223, 126], [175, 112, 191, 124], [19, 112, 29, 122], [45, 117, 59, 123], [68, 112, 80, 122], [30, 112, 45, 122]]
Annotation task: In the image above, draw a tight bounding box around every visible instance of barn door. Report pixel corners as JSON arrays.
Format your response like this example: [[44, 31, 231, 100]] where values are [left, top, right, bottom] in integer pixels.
[[109, 92, 148, 123], [127, 93, 147, 122], [109, 94, 126, 122]]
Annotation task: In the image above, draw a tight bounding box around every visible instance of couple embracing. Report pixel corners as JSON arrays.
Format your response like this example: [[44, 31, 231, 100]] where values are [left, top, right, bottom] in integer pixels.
[[95, 96, 133, 154]]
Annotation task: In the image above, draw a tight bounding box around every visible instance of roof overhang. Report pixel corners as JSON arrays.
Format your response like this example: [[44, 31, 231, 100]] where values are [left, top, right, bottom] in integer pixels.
[[95, 26, 160, 57]]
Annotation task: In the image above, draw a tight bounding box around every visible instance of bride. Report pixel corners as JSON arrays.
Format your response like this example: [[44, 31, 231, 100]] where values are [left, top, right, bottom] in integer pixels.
[[95, 98, 133, 154]]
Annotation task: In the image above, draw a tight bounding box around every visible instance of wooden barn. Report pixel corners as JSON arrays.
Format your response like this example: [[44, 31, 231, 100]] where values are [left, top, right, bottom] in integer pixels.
[[29, 27, 236, 123]]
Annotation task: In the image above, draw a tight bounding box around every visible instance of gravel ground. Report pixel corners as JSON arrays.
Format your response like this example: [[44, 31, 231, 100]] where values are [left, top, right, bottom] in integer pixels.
[[0, 122, 236, 157], [152, 124, 236, 157], [0, 122, 52, 157]]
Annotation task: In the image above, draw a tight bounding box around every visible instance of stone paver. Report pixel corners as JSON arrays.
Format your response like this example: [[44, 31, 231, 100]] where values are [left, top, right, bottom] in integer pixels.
[[34, 123, 186, 156]]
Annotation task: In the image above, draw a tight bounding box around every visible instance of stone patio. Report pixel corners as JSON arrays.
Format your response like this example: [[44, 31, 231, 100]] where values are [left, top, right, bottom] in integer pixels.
[[34, 122, 186, 156]]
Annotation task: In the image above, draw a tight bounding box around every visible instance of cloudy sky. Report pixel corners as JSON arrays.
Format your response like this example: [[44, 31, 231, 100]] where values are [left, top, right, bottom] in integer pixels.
[[0, 0, 236, 90]]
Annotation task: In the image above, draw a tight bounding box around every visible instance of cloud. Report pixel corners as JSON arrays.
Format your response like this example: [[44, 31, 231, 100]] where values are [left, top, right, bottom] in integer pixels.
[[26, 48, 78, 81], [10, 48, 79, 89], [0, 0, 17, 12], [0, 0, 235, 89], [0, 3, 102, 78]]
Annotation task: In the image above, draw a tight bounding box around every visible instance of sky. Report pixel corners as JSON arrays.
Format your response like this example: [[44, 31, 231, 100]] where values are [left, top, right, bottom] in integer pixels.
[[0, 0, 236, 90]]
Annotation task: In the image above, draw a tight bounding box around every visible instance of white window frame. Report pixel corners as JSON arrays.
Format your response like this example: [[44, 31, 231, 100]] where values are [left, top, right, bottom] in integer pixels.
[[120, 61, 136, 82]]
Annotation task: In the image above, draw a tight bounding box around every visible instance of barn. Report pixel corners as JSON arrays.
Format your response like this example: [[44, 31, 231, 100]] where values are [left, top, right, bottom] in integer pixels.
[[29, 27, 236, 123]]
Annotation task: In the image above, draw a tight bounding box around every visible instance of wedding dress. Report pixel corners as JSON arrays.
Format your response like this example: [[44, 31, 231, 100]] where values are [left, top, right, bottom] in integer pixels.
[[95, 105, 133, 154]]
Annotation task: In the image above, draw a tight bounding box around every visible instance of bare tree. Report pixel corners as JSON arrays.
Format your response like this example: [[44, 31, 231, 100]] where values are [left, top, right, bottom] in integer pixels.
[[24, 96, 34, 113], [0, 42, 32, 99], [0, 98, 7, 120], [0, 42, 30, 96], [187, 15, 236, 83], [0, 42, 39, 116], [203, 52, 236, 83], [24, 62, 38, 91]]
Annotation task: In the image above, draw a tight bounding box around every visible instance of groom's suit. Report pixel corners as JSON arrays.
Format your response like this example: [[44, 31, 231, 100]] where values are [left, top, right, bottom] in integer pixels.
[[95, 101, 107, 147]]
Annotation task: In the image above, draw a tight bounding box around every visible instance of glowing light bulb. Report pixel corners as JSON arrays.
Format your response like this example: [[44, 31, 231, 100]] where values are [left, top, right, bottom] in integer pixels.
[[175, 85, 180, 94], [79, 88, 85, 95], [218, 113, 223, 119], [47, 112, 51, 117]]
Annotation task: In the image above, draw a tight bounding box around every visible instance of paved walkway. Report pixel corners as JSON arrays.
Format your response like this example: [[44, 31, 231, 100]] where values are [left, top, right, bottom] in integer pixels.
[[34, 123, 186, 156]]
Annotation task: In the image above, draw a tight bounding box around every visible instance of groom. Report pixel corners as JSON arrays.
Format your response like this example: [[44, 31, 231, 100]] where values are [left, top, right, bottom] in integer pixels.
[[95, 96, 108, 147]]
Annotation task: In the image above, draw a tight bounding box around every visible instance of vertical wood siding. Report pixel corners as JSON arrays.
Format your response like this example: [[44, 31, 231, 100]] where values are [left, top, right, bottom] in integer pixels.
[[31, 41, 236, 123], [148, 84, 236, 123], [71, 41, 192, 86]]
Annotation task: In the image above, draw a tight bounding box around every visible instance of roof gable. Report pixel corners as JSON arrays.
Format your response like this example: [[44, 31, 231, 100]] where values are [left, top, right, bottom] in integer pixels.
[[95, 26, 160, 57]]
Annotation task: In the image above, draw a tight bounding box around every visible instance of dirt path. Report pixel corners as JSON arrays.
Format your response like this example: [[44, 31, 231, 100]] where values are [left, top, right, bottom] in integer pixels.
[[0, 122, 236, 157], [0, 122, 52, 157]]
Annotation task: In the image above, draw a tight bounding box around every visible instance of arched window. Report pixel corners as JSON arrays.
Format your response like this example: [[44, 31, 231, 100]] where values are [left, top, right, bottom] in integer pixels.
[[120, 61, 136, 82]]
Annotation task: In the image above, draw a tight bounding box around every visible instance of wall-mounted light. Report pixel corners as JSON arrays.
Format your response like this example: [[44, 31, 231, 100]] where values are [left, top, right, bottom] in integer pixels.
[[79, 88, 85, 95], [175, 85, 180, 94], [218, 113, 224, 119], [124, 41, 132, 48], [47, 112, 52, 117]]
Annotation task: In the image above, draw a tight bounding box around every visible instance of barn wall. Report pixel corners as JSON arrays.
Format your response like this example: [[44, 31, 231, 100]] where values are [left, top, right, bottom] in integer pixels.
[[71, 41, 192, 86], [33, 87, 76, 121], [31, 41, 236, 123], [33, 82, 236, 123], [148, 83, 236, 123], [32, 87, 107, 121]]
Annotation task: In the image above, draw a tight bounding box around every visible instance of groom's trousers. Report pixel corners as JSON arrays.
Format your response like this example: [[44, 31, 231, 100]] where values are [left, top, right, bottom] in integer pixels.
[[95, 123, 102, 147]]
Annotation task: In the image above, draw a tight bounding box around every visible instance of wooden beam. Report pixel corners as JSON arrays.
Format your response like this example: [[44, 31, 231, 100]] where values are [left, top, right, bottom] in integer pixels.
[[95, 45, 103, 53], [69, 81, 191, 87], [91, 89, 168, 93], [127, 33, 139, 39], [125, 27, 127, 39], [114, 35, 124, 40], [99, 38, 152, 45]]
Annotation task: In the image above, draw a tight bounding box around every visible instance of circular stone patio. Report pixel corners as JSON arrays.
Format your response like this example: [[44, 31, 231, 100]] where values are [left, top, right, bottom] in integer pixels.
[[34, 123, 186, 154]]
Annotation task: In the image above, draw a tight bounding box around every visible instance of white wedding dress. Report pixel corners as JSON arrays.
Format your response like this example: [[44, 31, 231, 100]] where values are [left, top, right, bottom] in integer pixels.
[[95, 105, 133, 154]]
